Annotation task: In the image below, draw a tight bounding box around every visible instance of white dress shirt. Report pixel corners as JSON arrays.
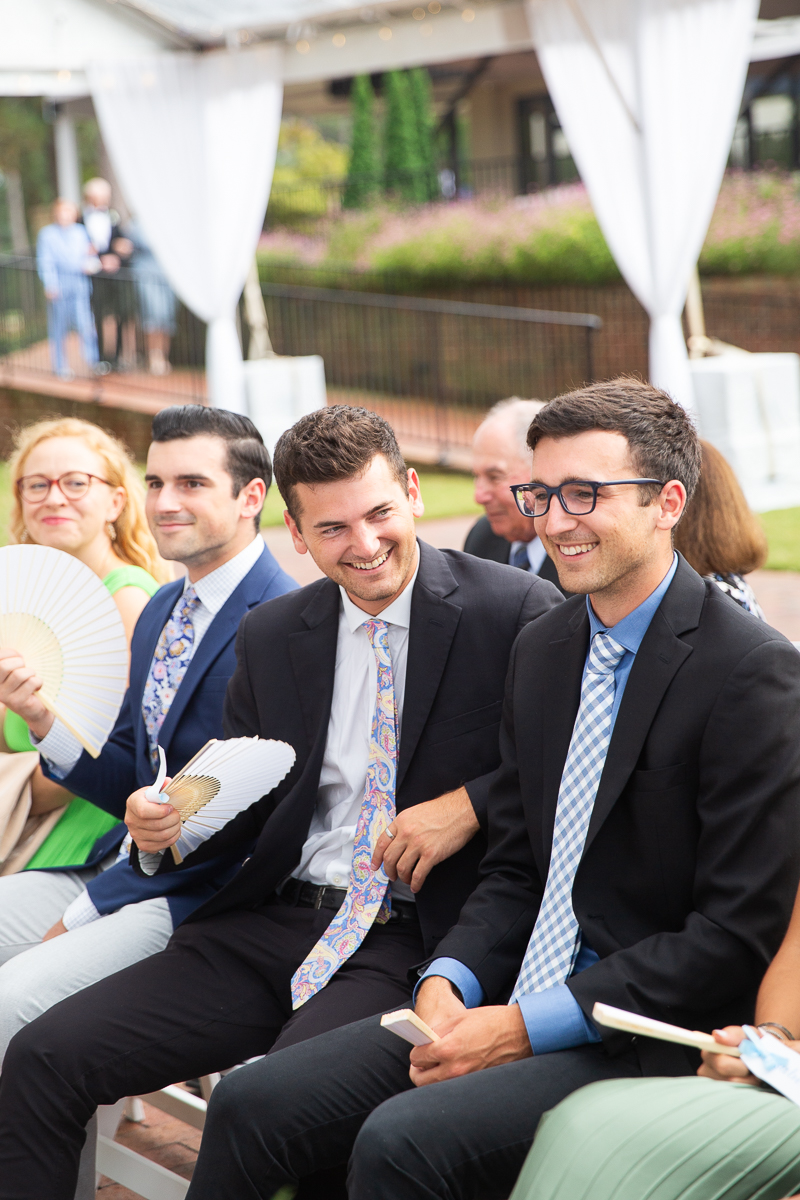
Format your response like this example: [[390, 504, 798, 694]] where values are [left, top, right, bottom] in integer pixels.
[[56, 536, 266, 929], [82, 207, 113, 254], [509, 535, 548, 574], [295, 557, 420, 903]]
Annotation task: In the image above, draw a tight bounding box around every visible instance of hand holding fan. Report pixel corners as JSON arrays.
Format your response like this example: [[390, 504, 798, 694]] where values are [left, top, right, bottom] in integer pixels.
[[147, 737, 296, 862], [0, 545, 128, 757]]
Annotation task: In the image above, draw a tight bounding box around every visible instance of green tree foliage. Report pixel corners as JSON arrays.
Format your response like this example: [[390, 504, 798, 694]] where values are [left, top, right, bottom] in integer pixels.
[[408, 68, 438, 202], [0, 99, 54, 214], [383, 70, 425, 203], [343, 75, 380, 210], [269, 118, 349, 226]]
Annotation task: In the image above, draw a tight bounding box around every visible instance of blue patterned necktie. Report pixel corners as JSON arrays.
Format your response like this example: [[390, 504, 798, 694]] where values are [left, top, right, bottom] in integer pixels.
[[510, 630, 627, 1002], [141, 585, 201, 770], [291, 619, 397, 1009], [510, 544, 530, 571]]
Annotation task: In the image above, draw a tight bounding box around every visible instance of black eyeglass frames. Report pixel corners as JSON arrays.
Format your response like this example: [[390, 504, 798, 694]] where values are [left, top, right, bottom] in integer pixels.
[[510, 479, 665, 518]]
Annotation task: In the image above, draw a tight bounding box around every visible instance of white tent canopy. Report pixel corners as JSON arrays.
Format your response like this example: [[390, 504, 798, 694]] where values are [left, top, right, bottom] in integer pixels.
[[0, 0, 790, 409]]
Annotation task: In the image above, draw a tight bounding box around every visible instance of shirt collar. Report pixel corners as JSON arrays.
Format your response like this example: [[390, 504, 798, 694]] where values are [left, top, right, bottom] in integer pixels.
[[184, 535, 264, 615], [587, 552, 678, 654], [339, 550, 420, 635]]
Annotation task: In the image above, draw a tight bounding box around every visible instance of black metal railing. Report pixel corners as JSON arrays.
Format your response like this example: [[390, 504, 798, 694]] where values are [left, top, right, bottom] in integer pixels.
[[0, 254, 205, 402], [259, 281, 601, 459]]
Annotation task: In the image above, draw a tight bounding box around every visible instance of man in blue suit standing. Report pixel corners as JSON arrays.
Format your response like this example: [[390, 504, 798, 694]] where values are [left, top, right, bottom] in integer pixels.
[[0, 405, 297, 1067]]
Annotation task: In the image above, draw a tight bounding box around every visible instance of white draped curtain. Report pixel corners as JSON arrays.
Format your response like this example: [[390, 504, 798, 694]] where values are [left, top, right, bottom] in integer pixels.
[[525, 0, 758, 409], [88, 47, 283, 413]]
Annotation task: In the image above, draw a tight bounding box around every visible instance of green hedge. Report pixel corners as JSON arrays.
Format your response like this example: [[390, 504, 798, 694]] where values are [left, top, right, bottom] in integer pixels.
[[260, 171, 800, 290]]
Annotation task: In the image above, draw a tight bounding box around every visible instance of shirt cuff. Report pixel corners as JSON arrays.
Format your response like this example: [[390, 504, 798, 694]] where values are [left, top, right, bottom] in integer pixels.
[[61, 888, 101, 930], [414, 958, 486, 1009], [514, 984, 602, 1055], [31, 719, 82, 779], [138, 849, 165, 876]]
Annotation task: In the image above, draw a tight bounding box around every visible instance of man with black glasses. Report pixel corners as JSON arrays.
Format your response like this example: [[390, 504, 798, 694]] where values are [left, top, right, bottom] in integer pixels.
[[180, 377, 800, 1200]]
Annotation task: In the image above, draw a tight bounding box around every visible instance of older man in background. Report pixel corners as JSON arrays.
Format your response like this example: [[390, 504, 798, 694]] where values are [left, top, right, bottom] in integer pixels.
[[464, 398, 567, 595]]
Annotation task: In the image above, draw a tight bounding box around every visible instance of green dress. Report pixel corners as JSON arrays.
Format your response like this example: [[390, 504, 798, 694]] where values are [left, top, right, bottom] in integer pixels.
[[3, 563, 160, 871], [510, 1076, 800, 1200]]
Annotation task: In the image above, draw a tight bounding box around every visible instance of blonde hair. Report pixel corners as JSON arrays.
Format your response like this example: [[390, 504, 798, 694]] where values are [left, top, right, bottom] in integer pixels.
[[8, 417, 170, 584]]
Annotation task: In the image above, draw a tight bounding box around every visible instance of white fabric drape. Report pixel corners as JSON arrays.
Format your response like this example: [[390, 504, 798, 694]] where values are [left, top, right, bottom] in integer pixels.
[[88, 47, 283, 412], [525, 0, 758, 408]]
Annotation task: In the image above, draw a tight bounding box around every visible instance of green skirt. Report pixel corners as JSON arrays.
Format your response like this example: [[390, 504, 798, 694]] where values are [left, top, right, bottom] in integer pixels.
[[511, 1076, 800, 1200]]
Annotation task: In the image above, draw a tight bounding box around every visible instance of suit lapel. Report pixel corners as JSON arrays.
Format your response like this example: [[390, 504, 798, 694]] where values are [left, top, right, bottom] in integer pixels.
[[156, 550, 281, 754], [397, 541, 461, 792], [287, 580, 340, 752], [583, 559, 705, 853]]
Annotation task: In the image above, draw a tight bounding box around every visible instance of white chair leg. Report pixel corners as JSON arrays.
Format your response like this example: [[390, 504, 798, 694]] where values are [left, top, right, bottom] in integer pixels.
[[199, 1073, 220, 1102], [125, 1096, 147, 1123]]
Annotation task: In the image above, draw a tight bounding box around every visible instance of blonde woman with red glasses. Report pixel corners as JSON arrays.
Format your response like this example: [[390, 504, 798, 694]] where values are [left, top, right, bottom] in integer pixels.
[[1, 417, 169, 871]]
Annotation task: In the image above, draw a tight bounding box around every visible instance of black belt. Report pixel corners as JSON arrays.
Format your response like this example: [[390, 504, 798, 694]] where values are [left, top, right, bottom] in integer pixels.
[[278, 877, 419, 923]]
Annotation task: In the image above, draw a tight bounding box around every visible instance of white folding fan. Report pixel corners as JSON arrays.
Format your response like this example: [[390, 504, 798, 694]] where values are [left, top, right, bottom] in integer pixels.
[[0, 544, 128, 758], [146, 736, 296, 862]]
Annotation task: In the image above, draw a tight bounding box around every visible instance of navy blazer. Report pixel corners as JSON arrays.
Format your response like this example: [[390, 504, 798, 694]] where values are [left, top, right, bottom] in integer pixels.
[[39, 542, 297, 925]]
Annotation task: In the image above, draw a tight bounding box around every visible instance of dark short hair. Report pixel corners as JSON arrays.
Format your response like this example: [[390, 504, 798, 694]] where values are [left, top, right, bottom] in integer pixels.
[[151, 405, 271, 528], [273, 405, 408, 523], [675, 440, 767, 576], [527, 377, 701, 506]]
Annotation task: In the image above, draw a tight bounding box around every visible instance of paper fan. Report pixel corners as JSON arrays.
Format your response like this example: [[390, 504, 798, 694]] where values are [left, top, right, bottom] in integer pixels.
[[0, 545, 128, 758], [146, 737, 296, 862]]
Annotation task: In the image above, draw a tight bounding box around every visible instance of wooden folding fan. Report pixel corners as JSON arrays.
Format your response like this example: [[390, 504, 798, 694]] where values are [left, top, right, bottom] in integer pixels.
[[146, 736, 296, 862], [0, 545, 128, 758]]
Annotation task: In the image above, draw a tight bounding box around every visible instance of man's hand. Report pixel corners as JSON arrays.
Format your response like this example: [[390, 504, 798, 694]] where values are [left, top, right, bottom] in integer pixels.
[[0, 648, 54, 739], [698, 1026, 755, 1084], [99, 253, 121, 273], [371, 787, 480, 892], [45, 288, 59, 301], [414, 975, 468, 1034], [125, 782, 180, 853], [409, 996, 532, 1087], [42, 919, 67, 942]]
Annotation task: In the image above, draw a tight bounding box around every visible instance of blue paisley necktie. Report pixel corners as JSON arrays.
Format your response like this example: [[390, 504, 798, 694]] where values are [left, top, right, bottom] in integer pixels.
[[291, 618, 397, 1009], [141, 585, 201, 770]]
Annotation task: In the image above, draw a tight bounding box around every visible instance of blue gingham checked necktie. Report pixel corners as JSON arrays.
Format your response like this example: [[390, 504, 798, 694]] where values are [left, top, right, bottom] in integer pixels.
[[141, 586, 201, 770], [510, 630, 627, 1003]]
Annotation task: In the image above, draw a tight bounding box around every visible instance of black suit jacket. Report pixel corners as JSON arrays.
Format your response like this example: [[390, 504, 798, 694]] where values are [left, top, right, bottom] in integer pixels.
[[464, 514, 568, 596], [138, 540, 563, 956], [433, 556, 800, 1073]]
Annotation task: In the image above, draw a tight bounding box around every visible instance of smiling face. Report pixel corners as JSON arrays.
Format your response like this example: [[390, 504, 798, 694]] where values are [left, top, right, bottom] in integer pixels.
[[19, 436, 125, 556], [532, 430, 685, 622], [145, 435, 264, 578], [285, 453, 424, 615], [472, 417, 535, 543]]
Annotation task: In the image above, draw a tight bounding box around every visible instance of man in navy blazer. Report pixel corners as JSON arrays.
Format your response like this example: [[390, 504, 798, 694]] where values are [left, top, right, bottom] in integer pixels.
[[0, 406, 297, 1074]]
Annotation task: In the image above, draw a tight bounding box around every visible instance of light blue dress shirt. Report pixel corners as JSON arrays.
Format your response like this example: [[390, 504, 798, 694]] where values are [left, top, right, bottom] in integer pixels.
[[417, 553, 679, 1053]]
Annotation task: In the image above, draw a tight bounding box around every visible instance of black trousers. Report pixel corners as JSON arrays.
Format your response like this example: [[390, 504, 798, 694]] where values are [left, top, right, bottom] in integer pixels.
[[184, 1012, 643, 1200], [0, 902, 424, 1200]]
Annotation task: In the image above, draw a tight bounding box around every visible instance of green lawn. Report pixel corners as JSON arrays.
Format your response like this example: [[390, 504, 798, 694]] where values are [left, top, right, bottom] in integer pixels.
[[0, 464, 481, 544], [759, 508, 800, 572]]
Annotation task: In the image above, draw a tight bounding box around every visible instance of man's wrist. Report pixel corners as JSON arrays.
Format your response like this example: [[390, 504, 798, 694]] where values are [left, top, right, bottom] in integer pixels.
[[27, 711, 55, 740]]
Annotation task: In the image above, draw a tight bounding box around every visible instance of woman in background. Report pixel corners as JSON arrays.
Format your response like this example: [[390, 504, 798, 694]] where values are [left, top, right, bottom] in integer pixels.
[[674, 439, 767, 617], [1, 417, 168, 870]]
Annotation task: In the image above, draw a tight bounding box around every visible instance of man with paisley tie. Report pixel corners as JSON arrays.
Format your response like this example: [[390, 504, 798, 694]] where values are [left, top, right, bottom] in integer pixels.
[[175, 380, 798, 1200], [0, 405, 562, 1199]]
